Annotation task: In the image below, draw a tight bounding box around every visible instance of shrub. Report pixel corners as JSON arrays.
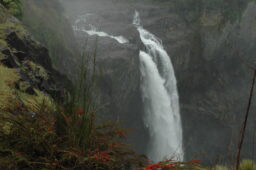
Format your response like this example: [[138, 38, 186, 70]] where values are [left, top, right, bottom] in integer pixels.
[[0, 93, 146, 169], [0, 47, 146, 168]]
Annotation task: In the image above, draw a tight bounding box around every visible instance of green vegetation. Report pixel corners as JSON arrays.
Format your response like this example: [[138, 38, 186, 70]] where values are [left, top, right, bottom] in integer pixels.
[[0, 58, 146, 169], [239, 160, 256, 170], [0, 93, 146, 169], [0, 4, 53, 111], [0, 64, 19, 110], [0, 64, 53, 111], [0, 35, 145, 169], [0, 4, 27, 46], [212, 165, 228, 170], [0, 0, 22, 18], [207, 160, 256, 170], [0, 21, 26, 43]]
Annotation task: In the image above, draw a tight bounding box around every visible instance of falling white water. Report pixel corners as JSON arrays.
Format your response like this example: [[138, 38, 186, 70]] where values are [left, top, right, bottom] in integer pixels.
[[73, 14, 129, 44], [134, 11, 184, 162]]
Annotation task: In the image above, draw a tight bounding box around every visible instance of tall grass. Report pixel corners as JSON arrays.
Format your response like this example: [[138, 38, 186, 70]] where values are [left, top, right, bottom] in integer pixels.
[[0, 37, 146, 169], [0, 95, 146, 169]]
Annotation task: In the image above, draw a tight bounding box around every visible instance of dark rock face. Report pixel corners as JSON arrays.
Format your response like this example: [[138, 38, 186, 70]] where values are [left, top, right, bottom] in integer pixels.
[[6, 32, 52, 70], [6, 33, 70, 99], [21, 0, 79, 82], [62, 0, 256, 164], [0, 47, 19, 68]]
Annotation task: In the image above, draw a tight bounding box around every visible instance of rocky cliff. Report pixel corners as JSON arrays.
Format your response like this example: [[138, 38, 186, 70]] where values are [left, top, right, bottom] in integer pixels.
[[0, 4, 70, 107], [20, 0, 79, 82]]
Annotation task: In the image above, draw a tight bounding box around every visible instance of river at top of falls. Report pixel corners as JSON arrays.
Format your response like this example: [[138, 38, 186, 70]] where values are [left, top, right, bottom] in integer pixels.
[[73, 14, 129, 44], [133, 11, 184, 162]]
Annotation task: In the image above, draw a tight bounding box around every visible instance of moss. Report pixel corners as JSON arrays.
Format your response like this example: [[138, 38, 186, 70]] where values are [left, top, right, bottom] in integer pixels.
[[209, 160, 256, 170], [240, 160, 256, 170], [0, 20, 27, 51], [0, 0, 22, 18], [18, 89, 55, 111], [0, 13, 55, 111], [0, 7, 28, 55], [0, 53, 4, 61], [26, 61, 49, 80], [0, 39, 7, 47], [17, 81, 29, 92], [1, 122, 12, 135], [0, 64, 54, 113], [0, 64, 19, 110], [0, 4, 26, 40], [212, 165, 228, 170]]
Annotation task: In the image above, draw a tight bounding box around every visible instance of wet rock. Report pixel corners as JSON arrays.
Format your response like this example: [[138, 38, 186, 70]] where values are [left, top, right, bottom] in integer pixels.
[[13, 51, 27, 61], [16, 80, 36, 95], [0, 48, 19, 68], [6, 32, 28, 53]]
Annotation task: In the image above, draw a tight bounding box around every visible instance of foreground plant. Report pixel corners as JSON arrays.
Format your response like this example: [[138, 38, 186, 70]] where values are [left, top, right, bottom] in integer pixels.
[[140, 160, 203, 170], [0, 95, 146, 169]]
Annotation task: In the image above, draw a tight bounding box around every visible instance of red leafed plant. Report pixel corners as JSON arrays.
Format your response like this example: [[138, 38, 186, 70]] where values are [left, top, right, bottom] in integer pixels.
[[75, 108, 85, 116], [0, 98, 147, 169], [90, 149, 111, 162], [140, 160, 202, 170]]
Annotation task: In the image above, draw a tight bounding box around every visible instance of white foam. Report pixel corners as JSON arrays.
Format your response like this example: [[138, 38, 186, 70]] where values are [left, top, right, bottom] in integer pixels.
[[73, 14, 129, 44]]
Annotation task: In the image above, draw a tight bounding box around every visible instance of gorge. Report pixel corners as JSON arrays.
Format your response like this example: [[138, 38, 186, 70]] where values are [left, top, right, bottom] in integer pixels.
[[62, 0, 256, 164], [1, 0, 256, 168], [72, 7, 184, 162]]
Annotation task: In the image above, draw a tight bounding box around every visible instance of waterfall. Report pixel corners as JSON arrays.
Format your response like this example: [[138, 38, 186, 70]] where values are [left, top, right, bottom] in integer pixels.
[[73, 14, 129, 44], [134, 11, 184, 162]]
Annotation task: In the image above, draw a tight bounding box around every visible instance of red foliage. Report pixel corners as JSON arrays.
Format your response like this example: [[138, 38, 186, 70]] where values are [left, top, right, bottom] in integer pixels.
[[44, 125, 54, 132], [75, 109, 85, 116], [142, 160, 201, 170], [145, 163, 161, 170], [114, 129, 126, 138], [144, 162, 177, 170], [90, 149, 111, 162], [89, 148, 111, 162]]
